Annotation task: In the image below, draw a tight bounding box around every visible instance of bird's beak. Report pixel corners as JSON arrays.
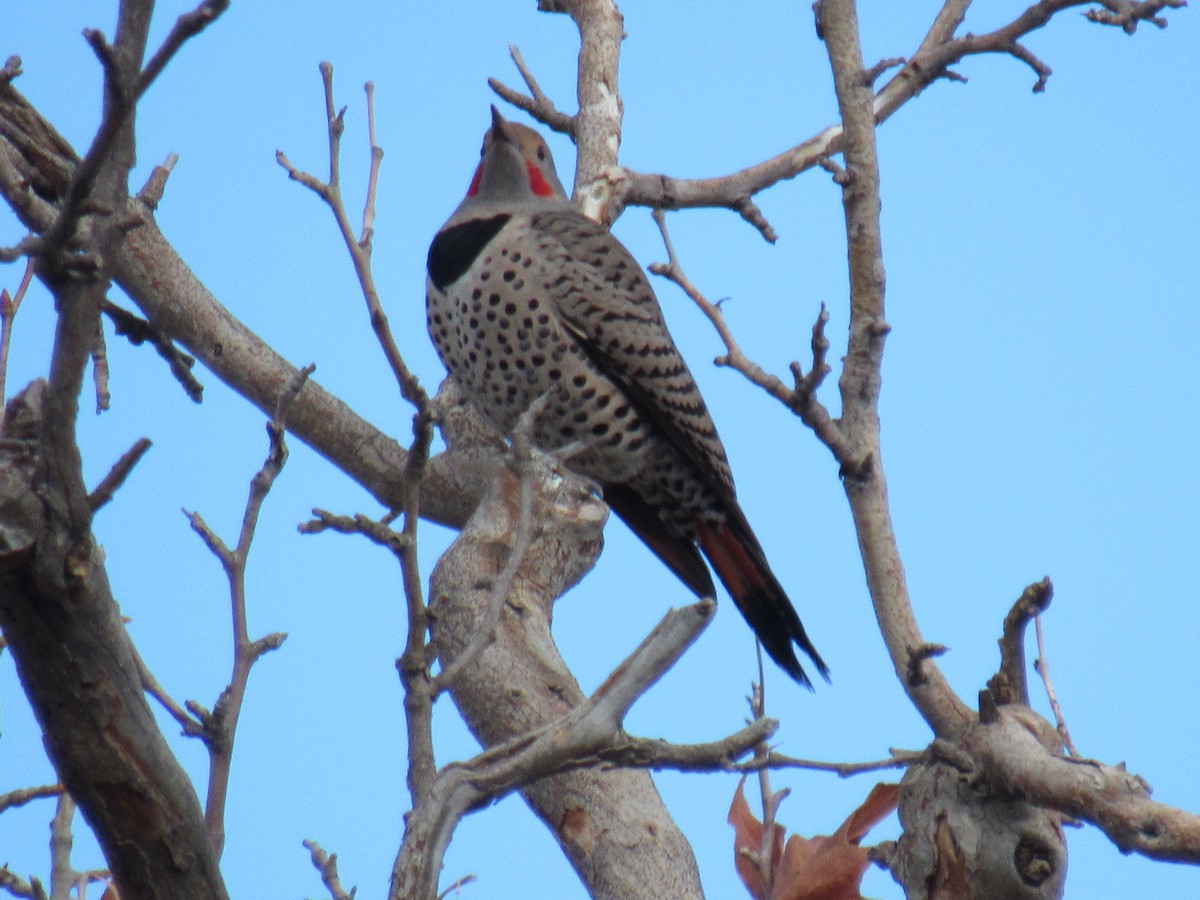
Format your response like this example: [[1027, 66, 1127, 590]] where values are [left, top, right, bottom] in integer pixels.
[[489, 105, 517, 146]]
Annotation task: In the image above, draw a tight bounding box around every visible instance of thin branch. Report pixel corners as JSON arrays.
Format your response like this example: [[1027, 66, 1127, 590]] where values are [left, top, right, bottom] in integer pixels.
[[134, 0, 230, 100], [100, 299, 203, 402], [392, 600, 716, 900], [997, 577, 1053, 705], [129, 636, 204, 737], [189, 367, 310, 857], [819, 0, 973, 737], [134, 152, 178, 210], [488, 44, 576, 137], [300, 508, 409, 553], [276, 63, 427, 412], [1086, 0, 1186, 32], [0, 867, 35, 900], [750, 682, 785, 894], [968, 707, 1200, 863], [397, 401, 437, 807], [613, 0, 1185, 238], [90, 312, 110, 413], [279, 64, 444, 810], [432, 397, 549, 695], [0, 55, 22, 85], [360, 82, 382, 248], [0, 258, 35, 435], [1033, 613, 1079, 757], [0, 234, 44, 264], [303, 840, 356, 900], [87, 436, 151, 511], [0, 784, 62, 815], [437, 875, 478, 900], [47, 794, 74, 900], [648, 209, 856, 465]]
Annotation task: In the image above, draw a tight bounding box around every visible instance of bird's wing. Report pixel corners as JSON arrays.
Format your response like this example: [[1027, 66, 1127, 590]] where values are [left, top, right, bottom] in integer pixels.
[[530, 209, 736, 499]]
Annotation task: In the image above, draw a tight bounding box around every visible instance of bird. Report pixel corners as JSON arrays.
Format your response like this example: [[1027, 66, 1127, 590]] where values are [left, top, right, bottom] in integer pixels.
[[426, 107, 828, 687]]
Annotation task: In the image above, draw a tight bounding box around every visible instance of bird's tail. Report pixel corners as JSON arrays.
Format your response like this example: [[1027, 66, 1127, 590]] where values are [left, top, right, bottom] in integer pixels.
[[695, 508, 828, 688]]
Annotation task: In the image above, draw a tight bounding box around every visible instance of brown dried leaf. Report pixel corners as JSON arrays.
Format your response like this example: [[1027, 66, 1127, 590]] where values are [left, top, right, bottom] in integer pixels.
[[772, 783, 899, 900], [729, 776, 785, 899]]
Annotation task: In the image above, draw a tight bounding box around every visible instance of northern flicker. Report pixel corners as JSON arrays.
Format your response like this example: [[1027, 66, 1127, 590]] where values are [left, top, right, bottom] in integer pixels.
[[426, 107, 828, 686]]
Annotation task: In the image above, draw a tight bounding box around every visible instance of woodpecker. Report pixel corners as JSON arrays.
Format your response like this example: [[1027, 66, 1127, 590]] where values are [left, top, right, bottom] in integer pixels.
[[426, 107, 827, 686]]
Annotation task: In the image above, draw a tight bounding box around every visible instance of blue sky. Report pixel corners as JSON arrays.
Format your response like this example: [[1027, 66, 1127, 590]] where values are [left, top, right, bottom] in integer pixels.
[[2, 3, 1197, 898]]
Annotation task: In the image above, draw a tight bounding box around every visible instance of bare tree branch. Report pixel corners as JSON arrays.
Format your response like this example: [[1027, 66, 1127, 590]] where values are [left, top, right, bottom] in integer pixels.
[[1033, 613, 1080, 758], [184, 368, 308, 857], [997, 576, 1054, 706], [0, 0, 231, 894], [101, 298, 203, 403], [0, 258, 35, 435], [0, 79, 481, 529], [277, 63, 427, 414], [304, 840, 356, 900], [648, 209, 854, 464], [967, 708, 1200, 863], [393, 597, 713, 900], [87, 436, 151, 511], [0, 784, 62, 815], [612, 0, 1187, 239], [488, 44, 576, 137], [819, 0, 973, 737], [532, 0, 625, 223], [1086, 0, 1186, 32]]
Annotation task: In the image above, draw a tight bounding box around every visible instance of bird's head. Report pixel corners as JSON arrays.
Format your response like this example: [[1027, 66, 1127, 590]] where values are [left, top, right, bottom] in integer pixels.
[[459, 106, 570, 210]]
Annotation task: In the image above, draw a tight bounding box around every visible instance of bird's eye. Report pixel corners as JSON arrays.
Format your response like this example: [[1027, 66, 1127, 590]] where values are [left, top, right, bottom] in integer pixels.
[[536, 144, 547, 161]]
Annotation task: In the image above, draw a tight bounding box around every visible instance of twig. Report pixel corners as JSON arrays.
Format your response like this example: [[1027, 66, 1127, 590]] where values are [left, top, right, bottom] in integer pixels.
[[277, 63, 428, 413], [1033, 613, 1079, 758], [865, 56, 907, 84], [40, 0, 227, 271], [437, 875, 478, 899], [134, 153, 178, 210], [47, 794, 74, 900], [997, 577, 1053, 705], [0, 866, 35, 899], [0, 235, 44, 265], [612, 0, 1186, 237], [100, 299, 203, 402], [90, 307, 110, 413], [391, 600, 717, 900], [87, 436, 152, 511], [186, 367, 310, 857], [432, 397, 549, 695], [0, 784, 62, 815], [301, 509, 408, 553], [128, 636, 203, 736], [749, 681, 785, 894], [487, 44, 576, 137], [0, 54, 21, 85], [0, 258, 35, 435], [1086, 0, 1186, 33], [648, 209, 857, 466], [304, 840, 356, 900], [360, 82, 382, 249], [397, 399, 437, 806], [135, 0, 230, 100]]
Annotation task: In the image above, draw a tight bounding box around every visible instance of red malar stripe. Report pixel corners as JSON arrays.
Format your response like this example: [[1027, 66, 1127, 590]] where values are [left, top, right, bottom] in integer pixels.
[[526, 160, 554, 197]]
